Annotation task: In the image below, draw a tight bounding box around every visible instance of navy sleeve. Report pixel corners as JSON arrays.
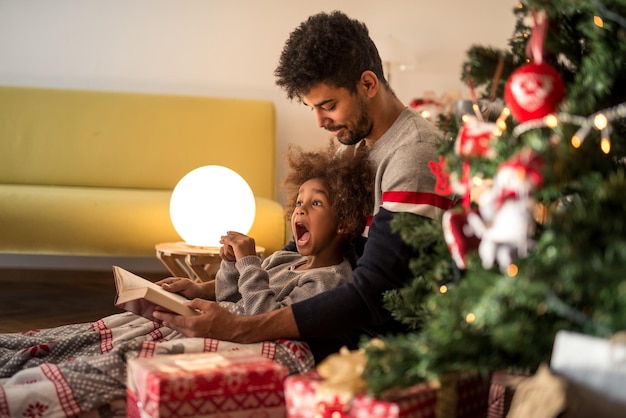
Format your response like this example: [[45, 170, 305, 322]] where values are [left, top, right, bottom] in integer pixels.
[[282, 238, 297, 252], [291, 207, 418, 338]]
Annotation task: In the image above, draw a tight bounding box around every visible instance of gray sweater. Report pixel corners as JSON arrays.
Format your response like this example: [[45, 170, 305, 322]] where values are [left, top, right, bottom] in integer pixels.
[[215, 250, 353, 316]]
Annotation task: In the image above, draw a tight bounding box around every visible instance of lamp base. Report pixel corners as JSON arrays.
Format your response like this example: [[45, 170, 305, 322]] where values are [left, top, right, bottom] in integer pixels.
[[155, 242, 265, 282]]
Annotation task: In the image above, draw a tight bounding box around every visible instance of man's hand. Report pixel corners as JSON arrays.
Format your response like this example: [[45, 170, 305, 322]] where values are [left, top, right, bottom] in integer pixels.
[[153, 299, 237, 338], [152, 302, 301, 343]]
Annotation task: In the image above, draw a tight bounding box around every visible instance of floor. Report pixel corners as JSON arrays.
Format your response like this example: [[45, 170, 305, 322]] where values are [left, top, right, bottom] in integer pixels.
[[0, 268, 167, 333]]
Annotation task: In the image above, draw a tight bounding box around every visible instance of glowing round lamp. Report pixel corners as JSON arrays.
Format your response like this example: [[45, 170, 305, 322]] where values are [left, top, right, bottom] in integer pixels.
[[169, 165, 256, 247]]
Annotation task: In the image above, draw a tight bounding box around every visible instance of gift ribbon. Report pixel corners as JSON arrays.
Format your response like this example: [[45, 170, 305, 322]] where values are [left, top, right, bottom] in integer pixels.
[[526, 9, 548, 65], [462, 161, 471, 210], [314, 346, 368, 412]]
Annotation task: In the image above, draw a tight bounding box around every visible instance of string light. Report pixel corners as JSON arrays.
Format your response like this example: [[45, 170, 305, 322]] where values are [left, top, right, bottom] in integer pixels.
[[571, 125, 591, 148], [439, 285, 448, 294], [465, 312, 476, 323], [512, 101, 626, 154], [496, 107, 510, 132], [472, 103, 481, 119], [545, 114, 559, 128], [601, 135, 611, 154], [594, 15, 604, 28], [594, 113, 608, 130], [506, 264, 519, 277]]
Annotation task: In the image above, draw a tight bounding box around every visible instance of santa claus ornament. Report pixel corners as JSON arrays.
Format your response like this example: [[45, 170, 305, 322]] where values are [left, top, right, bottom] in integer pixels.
[[504, 10, 565, 122], [455, 116, 498, 159], [504, 62, 565, 122]]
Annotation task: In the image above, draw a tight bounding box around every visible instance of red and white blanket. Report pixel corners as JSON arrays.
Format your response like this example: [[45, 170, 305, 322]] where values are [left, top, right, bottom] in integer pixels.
[[0, 312, 313, 417]]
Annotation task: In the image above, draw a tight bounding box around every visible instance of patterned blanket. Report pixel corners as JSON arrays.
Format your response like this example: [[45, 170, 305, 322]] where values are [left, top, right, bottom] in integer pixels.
[[0, 312, 314, 417]]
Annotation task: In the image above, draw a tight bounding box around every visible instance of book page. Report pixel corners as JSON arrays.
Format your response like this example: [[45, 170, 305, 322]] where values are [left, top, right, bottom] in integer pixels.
[[112, 266, 189, 305]]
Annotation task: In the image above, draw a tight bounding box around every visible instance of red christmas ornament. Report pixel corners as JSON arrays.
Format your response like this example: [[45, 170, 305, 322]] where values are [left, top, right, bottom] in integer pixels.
[[504, 62, 565, 122], [455, 117, 497, 159], [428, 156, 452, 195], [442, 208, 481, 270]]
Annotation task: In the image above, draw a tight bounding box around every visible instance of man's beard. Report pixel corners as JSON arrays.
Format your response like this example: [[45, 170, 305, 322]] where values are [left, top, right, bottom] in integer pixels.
[[333, 99, 372, 146]]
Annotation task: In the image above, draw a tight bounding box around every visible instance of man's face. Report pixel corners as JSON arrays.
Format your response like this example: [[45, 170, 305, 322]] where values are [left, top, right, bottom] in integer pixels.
[[300, 83, 372, 146]]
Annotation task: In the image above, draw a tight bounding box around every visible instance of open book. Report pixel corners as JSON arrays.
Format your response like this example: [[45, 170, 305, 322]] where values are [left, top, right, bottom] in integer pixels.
[[113, 265, 199, 322]]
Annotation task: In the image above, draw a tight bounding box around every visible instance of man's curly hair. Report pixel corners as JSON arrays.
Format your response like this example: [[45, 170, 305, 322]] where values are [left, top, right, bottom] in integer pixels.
[[282, 140, 374, 244], [275, 10, 387, 101]]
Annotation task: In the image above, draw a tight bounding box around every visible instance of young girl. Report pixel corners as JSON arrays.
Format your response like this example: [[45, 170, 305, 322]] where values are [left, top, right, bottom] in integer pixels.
[[0, 142, 373, 418], [158, 141, 374, 316]]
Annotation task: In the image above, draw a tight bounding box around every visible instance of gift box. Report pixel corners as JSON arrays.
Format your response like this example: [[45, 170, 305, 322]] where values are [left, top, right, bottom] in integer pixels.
[[285, 347, 368, 418], [127, 349, 288, 418], [284, 370, 352, 418], [550, 330, 626, 403], [350, 383, 438, 418], [435, 371, 490, 418], [486, 371, 528, 418]]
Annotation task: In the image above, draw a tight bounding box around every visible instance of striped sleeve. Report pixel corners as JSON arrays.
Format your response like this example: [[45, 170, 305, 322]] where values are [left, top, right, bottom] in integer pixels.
[[382, 190, 454, 219]]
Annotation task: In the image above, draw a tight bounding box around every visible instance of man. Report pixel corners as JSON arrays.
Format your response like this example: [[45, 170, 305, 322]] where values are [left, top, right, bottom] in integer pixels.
[[154, 11, 455, 363]]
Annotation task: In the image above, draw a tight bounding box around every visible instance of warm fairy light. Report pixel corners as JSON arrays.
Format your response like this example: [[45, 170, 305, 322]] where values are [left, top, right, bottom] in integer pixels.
[[545, 114, 558, 128], [496, 107, 510, 132], [420, 110, 431, 119], [570, 125, 590, 149], [594, 113, 608, 130], [465, 313, 476, 324], [506, 264, 519, 277], [594, 16, 604, 27], [439, 285, 448, 294], [601, 136, 611, 154], [461, 114, 472, 123]]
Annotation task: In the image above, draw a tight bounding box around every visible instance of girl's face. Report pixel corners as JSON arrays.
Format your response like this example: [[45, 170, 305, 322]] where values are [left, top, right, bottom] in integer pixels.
[[291, 177, 341, 256]]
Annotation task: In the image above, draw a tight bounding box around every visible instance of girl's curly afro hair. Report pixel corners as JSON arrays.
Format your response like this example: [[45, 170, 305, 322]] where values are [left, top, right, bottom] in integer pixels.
[[282, 140, 374, 243]]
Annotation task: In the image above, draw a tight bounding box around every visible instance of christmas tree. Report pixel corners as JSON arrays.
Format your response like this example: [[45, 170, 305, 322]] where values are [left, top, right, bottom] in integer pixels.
[[363, 0, 626, 395]]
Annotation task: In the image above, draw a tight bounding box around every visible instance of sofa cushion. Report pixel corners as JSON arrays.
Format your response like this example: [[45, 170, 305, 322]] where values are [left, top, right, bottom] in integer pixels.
[[0, 86, 276, 198], [0, 184, 286, 257]]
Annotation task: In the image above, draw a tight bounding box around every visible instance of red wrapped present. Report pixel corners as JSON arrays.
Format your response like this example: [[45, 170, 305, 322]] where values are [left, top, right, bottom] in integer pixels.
[[284, 370, 324, 418], [285, 347, 367, 418], [284, 370, 353, 418], [350, 383, 438, 418], [435, 371, 490, 418], [487, 371, 528, 418], [126, 349, 288, 418]]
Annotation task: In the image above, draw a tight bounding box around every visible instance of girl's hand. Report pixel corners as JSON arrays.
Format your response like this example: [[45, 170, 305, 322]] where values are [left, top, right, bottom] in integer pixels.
[[219, 231, 257, 261], [155, 277, 205, 299], [219, 242, 236, 262]]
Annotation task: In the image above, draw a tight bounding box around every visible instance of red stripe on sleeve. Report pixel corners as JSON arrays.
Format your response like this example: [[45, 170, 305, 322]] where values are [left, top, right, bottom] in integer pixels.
[[383, 191, 455, 210]]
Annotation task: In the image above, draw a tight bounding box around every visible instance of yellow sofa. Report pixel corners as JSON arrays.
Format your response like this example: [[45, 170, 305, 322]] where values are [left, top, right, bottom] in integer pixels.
[[0, 85, 286, 259]]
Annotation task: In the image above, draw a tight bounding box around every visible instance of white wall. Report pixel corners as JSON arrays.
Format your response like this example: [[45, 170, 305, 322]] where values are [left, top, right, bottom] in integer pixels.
[[0, 0, 518, 204]]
